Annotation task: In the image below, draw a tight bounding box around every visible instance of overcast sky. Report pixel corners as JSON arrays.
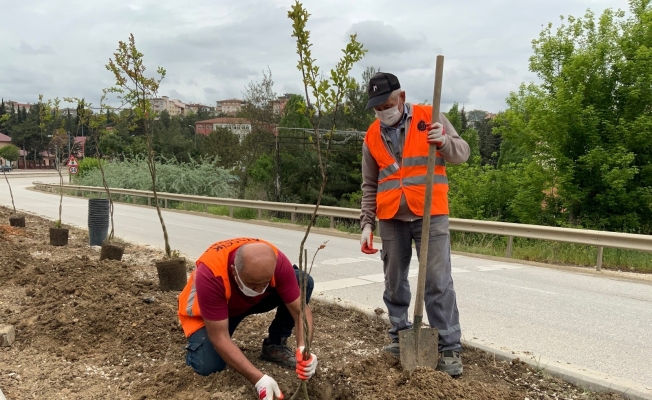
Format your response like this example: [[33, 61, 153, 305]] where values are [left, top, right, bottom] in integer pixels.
[[0, 0, 630, 113]]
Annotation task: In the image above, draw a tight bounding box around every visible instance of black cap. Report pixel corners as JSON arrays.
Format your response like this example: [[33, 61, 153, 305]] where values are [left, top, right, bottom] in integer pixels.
[[366, 72, 401, 109]]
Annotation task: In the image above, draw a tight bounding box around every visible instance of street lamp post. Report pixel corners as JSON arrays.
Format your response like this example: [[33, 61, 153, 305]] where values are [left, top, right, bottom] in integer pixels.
[[188, 125, 197, 147]]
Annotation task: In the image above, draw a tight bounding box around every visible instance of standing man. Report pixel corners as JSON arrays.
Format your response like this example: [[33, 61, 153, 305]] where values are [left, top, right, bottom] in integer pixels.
[[178, 238, 318, 399], [360, 72, 470, 377]]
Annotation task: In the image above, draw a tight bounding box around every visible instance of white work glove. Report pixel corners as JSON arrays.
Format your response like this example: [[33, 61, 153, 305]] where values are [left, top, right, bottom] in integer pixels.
[[295, 346, 318, 381], [255, 374, 284, 400], [360, 225, 378, 254], [427, 122, 446, 148], [360, 225, 373, 247]]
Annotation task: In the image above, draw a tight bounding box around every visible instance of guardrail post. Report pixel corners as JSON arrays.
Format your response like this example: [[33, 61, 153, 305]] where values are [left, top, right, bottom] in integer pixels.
[[147, 197, 151, 207], [164, 199, 168, 209], [183, 201, 187, 210], [291, 212, 296, 223], [596, 246, 604, 271], [204, 204, 208, 212], [229, 207, 234, 218], [330, 216, 334, 229], [506, 236, 514, 258], [258, 209, 262, 220]]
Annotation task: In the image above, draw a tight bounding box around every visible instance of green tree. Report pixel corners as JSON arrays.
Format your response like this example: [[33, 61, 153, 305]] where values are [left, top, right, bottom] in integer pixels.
[[237, 69, 279, 198], [475, 116, 501, 167], [460, 106, 468, 133], [200, 127, 241, 168], [495, 0, 652, 232], [342, 66, 378, 131], [445, 102, 462, 133], [0, 144, 20, 215]]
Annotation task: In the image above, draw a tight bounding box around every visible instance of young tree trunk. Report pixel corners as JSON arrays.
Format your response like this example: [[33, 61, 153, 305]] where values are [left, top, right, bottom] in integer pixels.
[[2, 171, 16, 214]]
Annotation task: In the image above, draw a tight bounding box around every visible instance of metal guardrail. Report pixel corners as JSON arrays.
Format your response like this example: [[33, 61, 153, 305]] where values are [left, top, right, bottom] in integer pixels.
[[33, 182, 652, 271]]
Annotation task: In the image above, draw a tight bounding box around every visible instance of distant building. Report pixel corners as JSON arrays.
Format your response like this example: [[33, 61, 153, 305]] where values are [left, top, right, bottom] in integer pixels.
[[196, 118, 252, 140], [0, 133, 12, 168], [152, 96, 186, 116], [186, 103, 216, 116], [272, 93, 293, 115], [3, 100, 32, 113], [61, 107, 78, 118], [74, 136, 87, 158], [215, 99, 245, 116]]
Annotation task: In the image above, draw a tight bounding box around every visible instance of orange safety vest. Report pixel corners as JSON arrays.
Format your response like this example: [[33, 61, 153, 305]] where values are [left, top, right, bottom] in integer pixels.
[[177, 238, 278, 337], [364, 104, 449, 219]]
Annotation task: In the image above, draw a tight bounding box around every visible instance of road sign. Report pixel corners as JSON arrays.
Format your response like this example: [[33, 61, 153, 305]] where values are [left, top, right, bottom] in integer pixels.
[[68, 155, 78, 167], [69, 166, 78, 175]]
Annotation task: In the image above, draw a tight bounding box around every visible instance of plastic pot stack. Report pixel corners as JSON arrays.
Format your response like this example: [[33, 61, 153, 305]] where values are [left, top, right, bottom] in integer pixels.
[[88, 198, 110, 246]]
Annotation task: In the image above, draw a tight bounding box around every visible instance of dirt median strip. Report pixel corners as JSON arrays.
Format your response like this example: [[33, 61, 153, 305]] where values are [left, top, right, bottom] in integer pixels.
[[313, 295, 651, 400], [0, 206, 634, 399]]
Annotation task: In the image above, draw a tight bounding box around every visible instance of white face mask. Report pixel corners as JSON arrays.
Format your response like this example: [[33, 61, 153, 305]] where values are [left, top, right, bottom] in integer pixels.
[[233, 266, 268, 297], [375, 103, 403, 125]]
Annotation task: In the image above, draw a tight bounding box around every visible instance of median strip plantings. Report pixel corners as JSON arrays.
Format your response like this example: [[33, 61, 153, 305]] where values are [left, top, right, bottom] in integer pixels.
[[0, 206, 627, 399]]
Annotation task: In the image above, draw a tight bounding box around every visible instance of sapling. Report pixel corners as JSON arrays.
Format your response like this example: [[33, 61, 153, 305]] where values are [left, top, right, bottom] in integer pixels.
[[105, 34, 173, 258], [287, 2, 366, 398]]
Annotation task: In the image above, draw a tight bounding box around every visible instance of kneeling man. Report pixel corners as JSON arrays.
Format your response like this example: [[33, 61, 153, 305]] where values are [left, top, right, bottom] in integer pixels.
[[178, 238, 317, 399]]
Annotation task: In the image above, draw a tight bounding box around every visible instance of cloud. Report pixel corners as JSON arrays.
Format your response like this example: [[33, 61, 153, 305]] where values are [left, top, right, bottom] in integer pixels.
[[0, 0, 633, 112], [201, 57, 258, 80], [347, 20, 422, 56], [15, 41, 55, 55], [168, 89, 186, 100]]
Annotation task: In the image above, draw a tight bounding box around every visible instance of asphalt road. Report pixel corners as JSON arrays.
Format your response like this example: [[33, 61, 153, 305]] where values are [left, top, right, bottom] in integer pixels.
[[2, 175, 651, 390]]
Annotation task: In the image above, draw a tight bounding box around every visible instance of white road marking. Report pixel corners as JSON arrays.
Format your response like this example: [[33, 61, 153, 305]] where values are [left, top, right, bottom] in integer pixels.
[[476, 264, 522, 272], [316, 266, 480, 292], [356, 273, 385, 283], [319, 257, 373, 265], [314, 278, 375, 292]]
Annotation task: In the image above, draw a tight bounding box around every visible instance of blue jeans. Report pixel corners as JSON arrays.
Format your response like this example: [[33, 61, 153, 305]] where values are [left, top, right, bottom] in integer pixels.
[[185, 266, 314, 376]]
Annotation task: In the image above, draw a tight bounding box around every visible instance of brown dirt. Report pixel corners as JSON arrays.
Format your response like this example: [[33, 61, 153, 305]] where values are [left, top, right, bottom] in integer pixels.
[[0, 207, 626, 400]]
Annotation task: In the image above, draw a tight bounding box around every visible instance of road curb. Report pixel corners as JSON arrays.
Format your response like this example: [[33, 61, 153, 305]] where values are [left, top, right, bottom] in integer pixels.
[[315, 293, 652, 400]]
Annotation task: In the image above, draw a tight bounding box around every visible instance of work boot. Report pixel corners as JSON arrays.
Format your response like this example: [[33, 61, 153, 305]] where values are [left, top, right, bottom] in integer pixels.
[[383, 338, 400, 357], [260, 337, 295, 369], [438, 350, 463, 377]]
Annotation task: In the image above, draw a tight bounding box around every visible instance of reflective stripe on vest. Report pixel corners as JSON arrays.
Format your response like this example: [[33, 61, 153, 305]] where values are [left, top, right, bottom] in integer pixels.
[[364, 104, 449, 218], [177, 238, 278, 337]]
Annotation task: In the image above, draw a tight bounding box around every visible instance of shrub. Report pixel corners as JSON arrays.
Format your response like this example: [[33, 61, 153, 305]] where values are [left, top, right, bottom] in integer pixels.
[[76, 156, 237, 198]]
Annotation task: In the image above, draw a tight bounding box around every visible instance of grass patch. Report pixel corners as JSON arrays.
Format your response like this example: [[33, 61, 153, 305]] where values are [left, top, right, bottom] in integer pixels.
[[451, 231, 652, 273]]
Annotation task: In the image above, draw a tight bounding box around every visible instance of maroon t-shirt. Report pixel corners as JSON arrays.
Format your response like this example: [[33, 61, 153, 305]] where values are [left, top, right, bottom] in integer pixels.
[[195, 249, 299, 321]]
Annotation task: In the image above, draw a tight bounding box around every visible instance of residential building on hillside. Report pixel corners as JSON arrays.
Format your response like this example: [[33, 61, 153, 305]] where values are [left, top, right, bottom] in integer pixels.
[[0, 133, 12, 167], [215, 99, 245, 116], [60, 107, 78, 118], [3, 100, 32, 113], [272, 93, 293, 115], [152, 96, 186, 116], [195, 118, 252, 140], [186, 103, 216, 116]]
